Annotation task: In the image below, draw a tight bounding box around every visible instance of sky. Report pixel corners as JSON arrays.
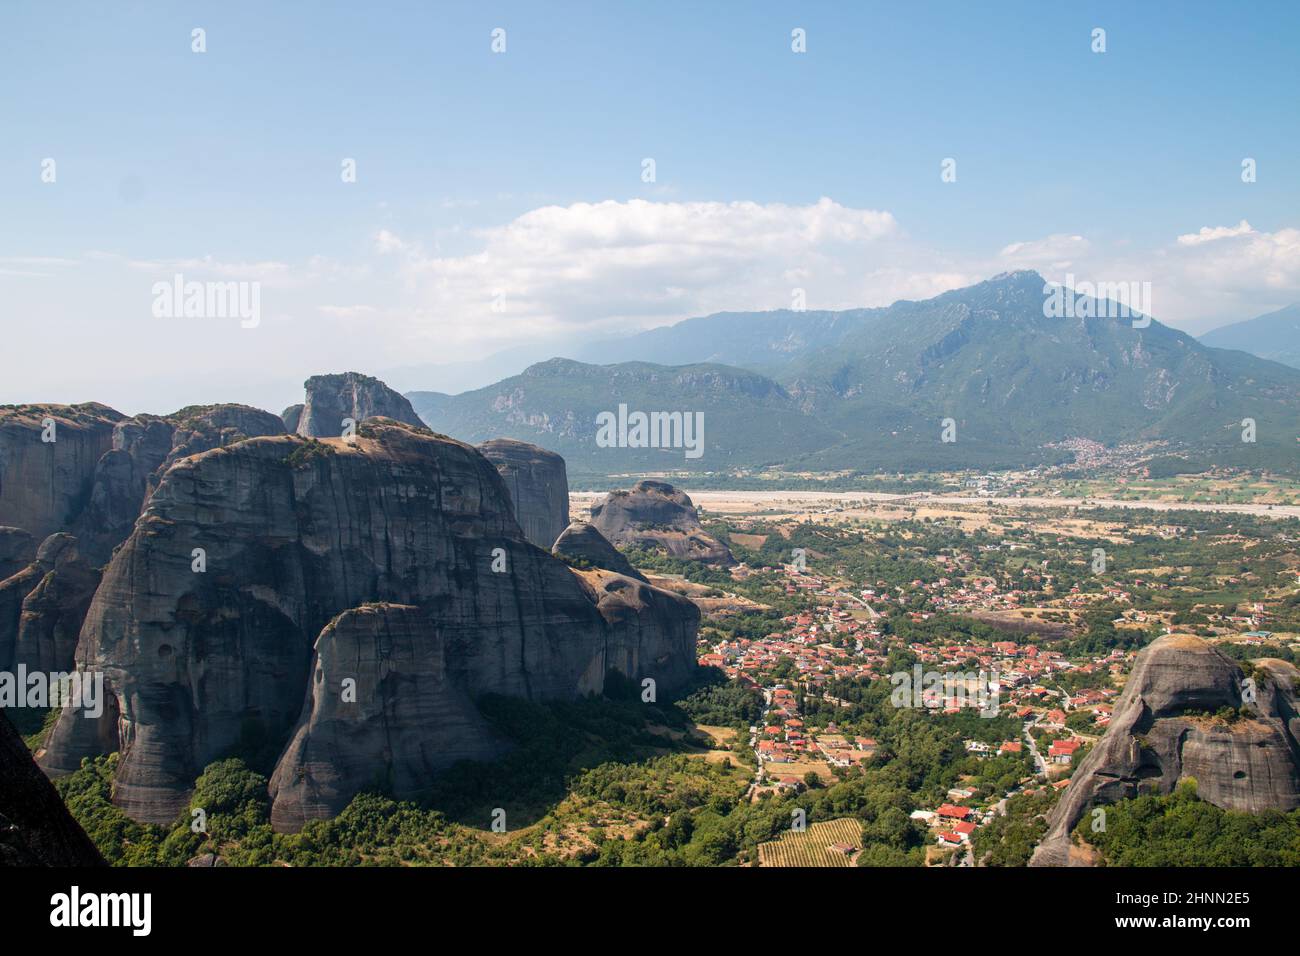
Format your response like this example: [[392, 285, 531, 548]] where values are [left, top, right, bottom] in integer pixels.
[[2, 0, 1299, 414]]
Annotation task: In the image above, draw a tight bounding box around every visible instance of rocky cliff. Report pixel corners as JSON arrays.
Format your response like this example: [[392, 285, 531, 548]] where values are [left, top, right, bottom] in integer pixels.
[[280, 403, 304, 433], [553, 520, 647, 581], [74, 405, 285, 565], [589, 479, 735, 566], [40, 419, 698, 828], [0, 527, 36, 581], [268, 603, 510, 831], [5, 533, 101, 674], [0, 711, 105, 866], [295, 372, 424, 438], [0, 403, 123, 542], [477, 438, 570, 549], [1031, 634, 1300, 866]]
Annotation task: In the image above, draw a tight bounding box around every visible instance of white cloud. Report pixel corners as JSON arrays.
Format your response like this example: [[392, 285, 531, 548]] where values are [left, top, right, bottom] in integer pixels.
[[1176, 220, 1255, 246]]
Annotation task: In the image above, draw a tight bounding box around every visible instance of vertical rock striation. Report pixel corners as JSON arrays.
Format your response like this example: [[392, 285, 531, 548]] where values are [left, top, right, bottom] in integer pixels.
[[0, 403, 123, 541], [477, 438, 571, 549], [589, 479, 735, 566], [40, 419, 698, 828], [1031, 634, 1300, 866], [295, 372, 424, 438]]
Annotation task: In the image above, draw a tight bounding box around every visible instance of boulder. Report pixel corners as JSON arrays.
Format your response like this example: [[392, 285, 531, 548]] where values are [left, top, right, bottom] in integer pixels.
[[589, 479, 734, 566], [553, 520, 647, 581], [1031, 634, 1300, 866], [295, 372, 424, 438], [477, 438, 570, 549]]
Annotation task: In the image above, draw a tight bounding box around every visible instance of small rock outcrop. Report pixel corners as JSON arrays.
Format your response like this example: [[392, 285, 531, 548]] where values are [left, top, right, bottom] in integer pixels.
[[268, 603, 509, 831], [0, 403, 124, 541], [553, 521, 647, 581], [295, 372, 424, 438], [0, 711, 105, 867], [477, 438, 570, 549], [280, 403, 304, 433], [0, 527, 36, 581], [589, 480, 734, 566], [1031, 634, 1300, 866], [41, 419, 698, 828]]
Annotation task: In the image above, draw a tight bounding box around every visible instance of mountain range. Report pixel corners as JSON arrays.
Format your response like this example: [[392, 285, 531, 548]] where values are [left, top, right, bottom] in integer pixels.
[[409, 271, 1300, 478], [1200, 303, 1300, 371]]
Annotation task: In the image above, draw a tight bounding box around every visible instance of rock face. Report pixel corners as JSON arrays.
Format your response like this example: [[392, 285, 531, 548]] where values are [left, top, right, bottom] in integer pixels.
[[589, 480, 735, 566], [40, 419, 698, 828], [295, 372, 424, 438], [0, 527, 36, 581], [572, 569, 700, 694], [280, 403, 304, 433], [268, 603, 509, 831], [0, 712, 105, 867], [1031, 634, 1300, 866], [74, 405, 285, 566], [553, 521, 647, 581], [6, 534, 101, 674], [0, 403, 123, 542], [477, 438, 570, 549]]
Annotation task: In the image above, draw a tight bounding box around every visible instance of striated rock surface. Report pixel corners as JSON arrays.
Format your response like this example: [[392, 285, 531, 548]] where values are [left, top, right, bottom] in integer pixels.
[[268, 603, 509, 831], [553, 521, 647, 581], [74, 405, 285, 566], [572, 568, 700, 694], [477, 438, 570, 549], [280, 403, 304, 434], [0, 711, 105, 866], [40, 419, 697, 827], [0, 534, 83, 673], [1031, 634, 1300, 866], [589, 479, 735, 566], [295, 372, 424, 438], [0, 403, 123, 541], [9, 534, 101, 674], [0, 527, 36, 581]]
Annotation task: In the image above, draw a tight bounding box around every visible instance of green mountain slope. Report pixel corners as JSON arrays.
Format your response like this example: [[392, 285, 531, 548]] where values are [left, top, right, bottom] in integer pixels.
[[1200, 304, 1300, 370]]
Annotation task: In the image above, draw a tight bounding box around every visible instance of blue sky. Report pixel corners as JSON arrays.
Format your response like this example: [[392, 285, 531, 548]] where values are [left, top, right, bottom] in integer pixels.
[[3, 1, 1298, 412]]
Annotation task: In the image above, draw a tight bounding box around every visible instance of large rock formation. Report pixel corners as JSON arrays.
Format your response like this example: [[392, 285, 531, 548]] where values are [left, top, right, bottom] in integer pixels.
[[553, 520, 647, 582], [0, 403, 123, 541], [0, 533, 97, 674], [295, 372, 424, 438], [7, 534, 101, 674], [40, 419, 697, 828], [0, 527, 36, 581], [572, 569, 700, 694], [0, 712, 105, 866], [268, 603, 510, 831], [1031, 634, 1300, 866], [589, 479, 735, 566], [74, 405, 285, 566], [477, 438, 570, 549]]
